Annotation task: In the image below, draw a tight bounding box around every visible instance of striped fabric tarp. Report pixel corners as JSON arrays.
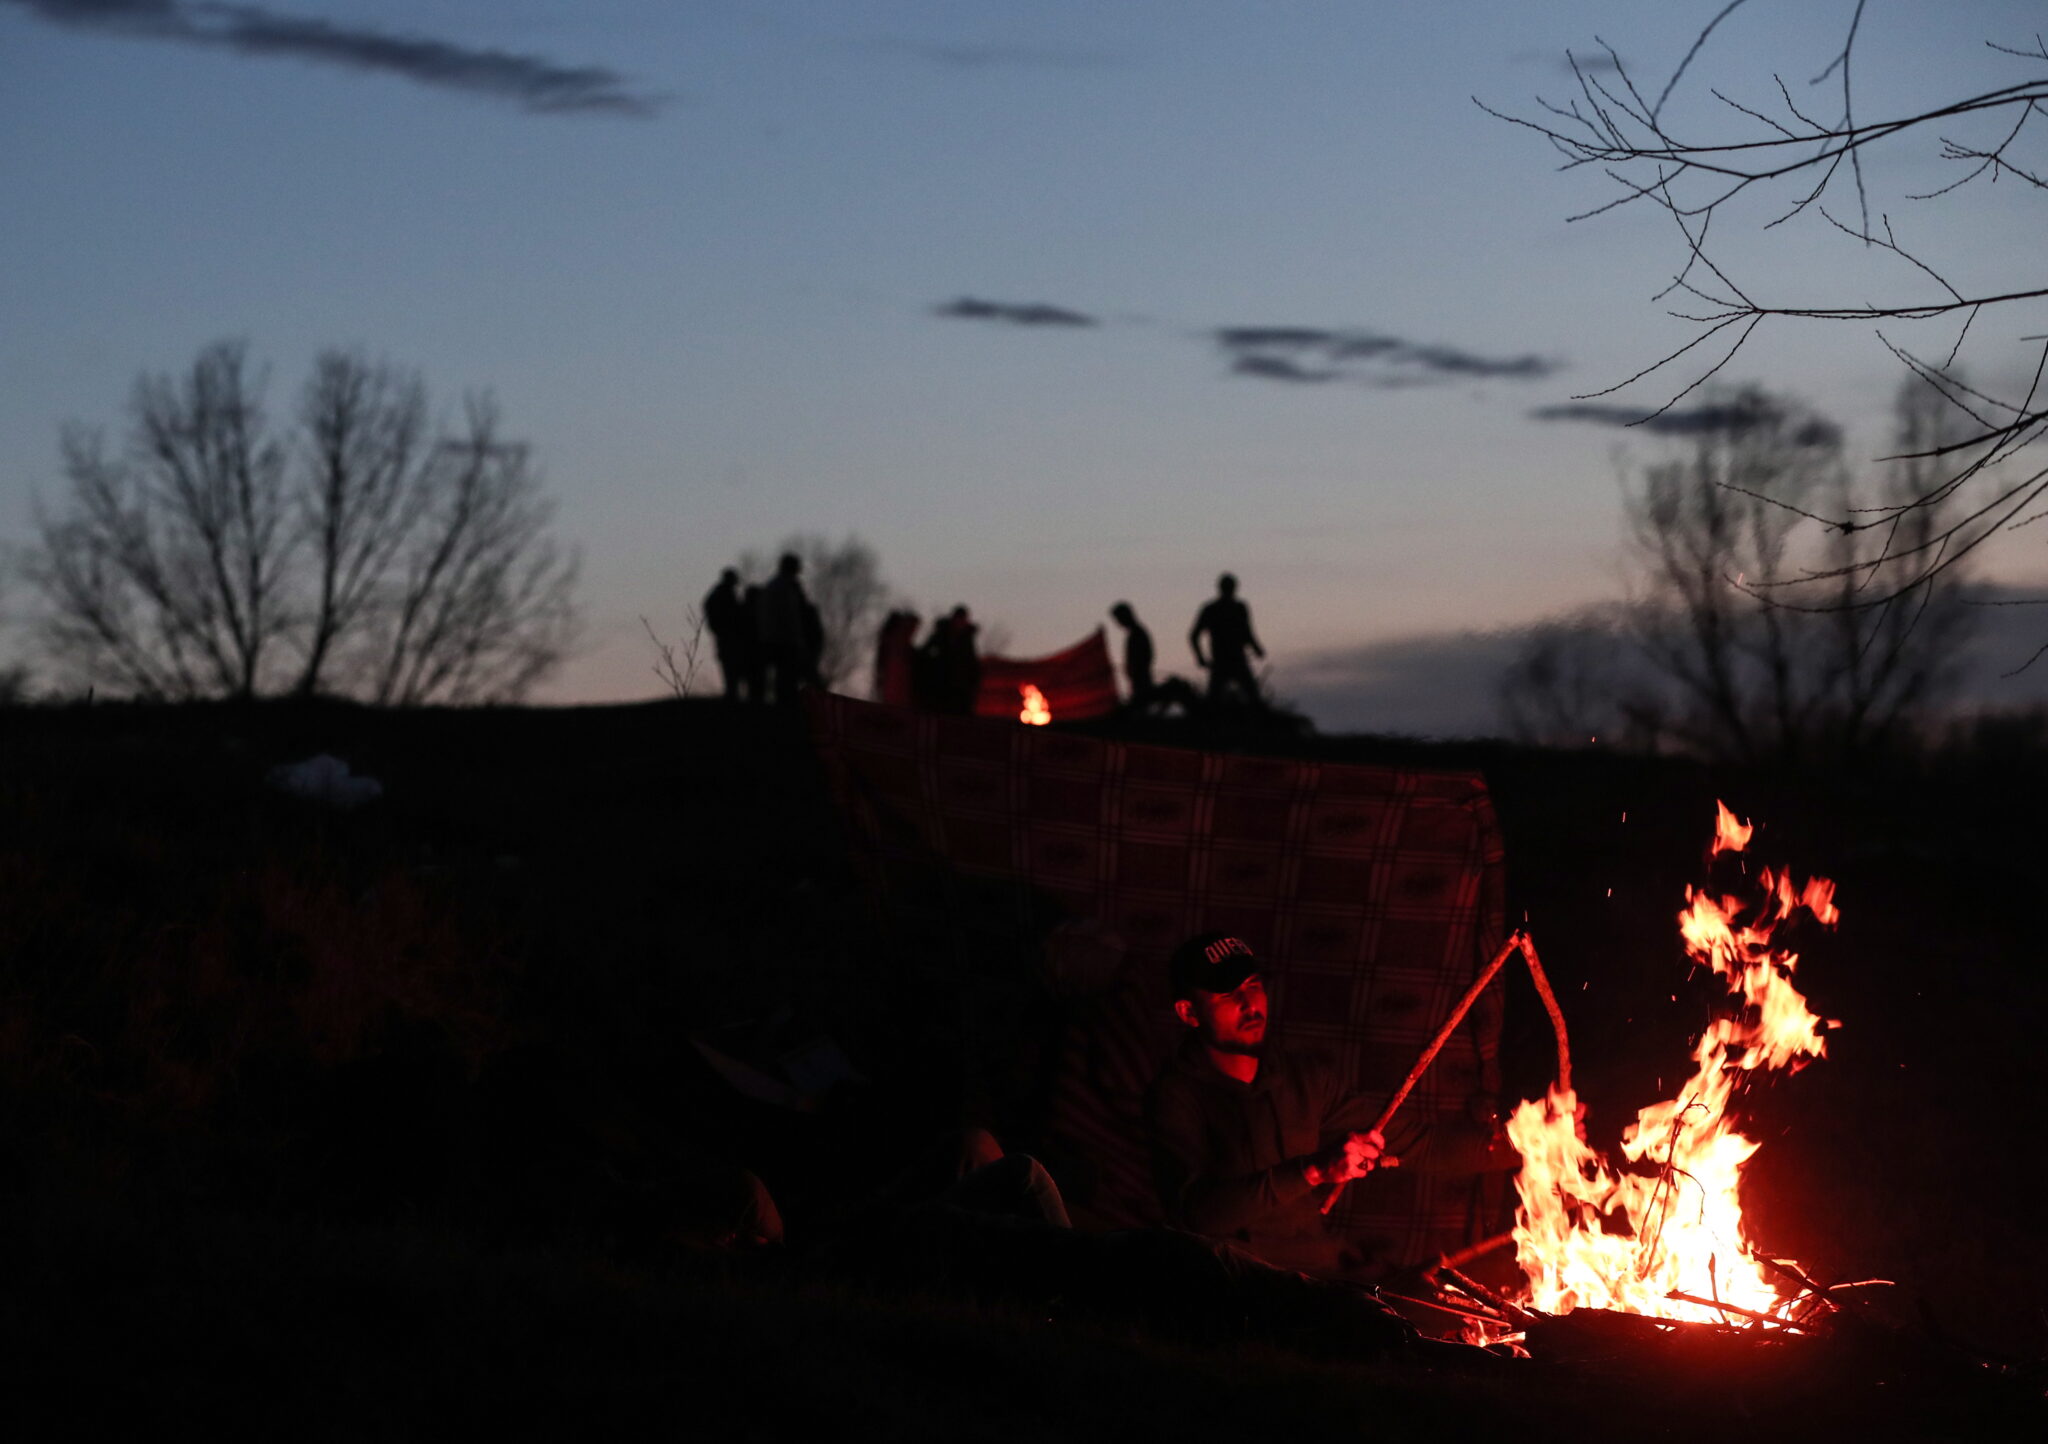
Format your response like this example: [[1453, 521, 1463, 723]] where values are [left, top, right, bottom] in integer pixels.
[[973, 628, 1120, 723], [808, 694, 1509, 1273]]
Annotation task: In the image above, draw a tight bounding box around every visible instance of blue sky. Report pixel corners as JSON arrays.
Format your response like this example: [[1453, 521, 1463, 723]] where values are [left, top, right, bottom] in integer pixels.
[[5, 1, 2045, 728]]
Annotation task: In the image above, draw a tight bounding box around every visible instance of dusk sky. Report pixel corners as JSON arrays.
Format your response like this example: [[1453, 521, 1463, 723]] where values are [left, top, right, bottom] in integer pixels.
[[6, 1, 2045, 731]]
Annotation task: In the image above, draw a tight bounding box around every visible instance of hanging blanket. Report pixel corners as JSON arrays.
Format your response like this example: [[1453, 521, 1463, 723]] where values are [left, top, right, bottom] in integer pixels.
[[973, 628, 1120, 722], [807, 693, 1508, 1272]]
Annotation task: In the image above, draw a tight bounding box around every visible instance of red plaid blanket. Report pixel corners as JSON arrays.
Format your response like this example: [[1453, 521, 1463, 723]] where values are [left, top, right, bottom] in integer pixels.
[[973, 628, 1119, 722], [808, 694, 1508, 1270]]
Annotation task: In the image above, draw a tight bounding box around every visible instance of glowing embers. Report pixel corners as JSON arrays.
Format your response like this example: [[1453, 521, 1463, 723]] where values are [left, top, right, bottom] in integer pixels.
[[1019, 684, 1052, 726], [1507, 802, 1838, 1326]]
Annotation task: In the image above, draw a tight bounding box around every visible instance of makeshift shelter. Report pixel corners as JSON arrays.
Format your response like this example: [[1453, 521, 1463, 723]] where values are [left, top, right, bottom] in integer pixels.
[[808, 694, 1508, 1272], [973, 628, 1119, 723]]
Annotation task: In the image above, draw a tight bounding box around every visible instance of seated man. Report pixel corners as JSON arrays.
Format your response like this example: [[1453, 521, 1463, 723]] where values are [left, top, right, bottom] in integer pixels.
[[1147, 930, 1411, 1277]]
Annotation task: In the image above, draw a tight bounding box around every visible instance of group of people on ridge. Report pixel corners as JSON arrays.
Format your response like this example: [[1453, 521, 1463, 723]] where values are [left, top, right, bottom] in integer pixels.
[[1111, 571, 1267, 714], [702, 556, 824, 707], [703, 565, 1272, 716], [873, 605, 983, 714]]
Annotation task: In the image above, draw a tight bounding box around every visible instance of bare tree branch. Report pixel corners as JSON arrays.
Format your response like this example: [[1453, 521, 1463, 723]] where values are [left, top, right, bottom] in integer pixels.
[[24, 343, 581, 704], [1492, 4, 2047, 637]]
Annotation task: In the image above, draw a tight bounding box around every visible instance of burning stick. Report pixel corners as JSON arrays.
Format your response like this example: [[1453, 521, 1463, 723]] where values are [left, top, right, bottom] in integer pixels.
[[1438, 1265, 1538, 1328], [1322, 931, 1544, 1215], [1379, 1289, 1512, 1330], [1665, 1291, 1813, 1333]]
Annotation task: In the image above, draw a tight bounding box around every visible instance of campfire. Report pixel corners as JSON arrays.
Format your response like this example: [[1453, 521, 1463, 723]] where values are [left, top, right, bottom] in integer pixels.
[[1394, 803, 1870, 1353], [1019, 684, 1052, 726], [1506, 801, 1839, 1329]]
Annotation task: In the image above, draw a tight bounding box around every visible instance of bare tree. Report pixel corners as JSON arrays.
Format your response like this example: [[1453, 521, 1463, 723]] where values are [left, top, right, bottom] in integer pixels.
[[366, 398, 580, 705], [30, 341, 293, 699], [25, 342, 579, 704], [1500, 382, 1976, 760], [1495, 603, 1634, 748], [1813, 372, 1982, 750], [294, 351, 429, 696], [1491, 4, 2047, 619], [1623, 387, 1850, 760]]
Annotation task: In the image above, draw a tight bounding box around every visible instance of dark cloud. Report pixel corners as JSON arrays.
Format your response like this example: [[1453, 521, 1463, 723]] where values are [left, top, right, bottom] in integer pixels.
[[1215, 327, 1346, 351], [6, 0, 660, 115], [1508, 48, 1625, 76], [872, 37, 1130, 71], [1403, 344, 1554, 379], [1282, 630, 1528, 738], [1530, 401, 1843, 448], [1231, 355, 1338, 384], [1562, 50, 1624, 76], [1217, 326, 1559, 387], [925, 302, 1561, 393], [933, 297, 1099, 327]]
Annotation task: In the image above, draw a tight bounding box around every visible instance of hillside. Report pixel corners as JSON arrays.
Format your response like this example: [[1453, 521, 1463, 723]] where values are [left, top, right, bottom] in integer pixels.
[[2, 697, 2042, 1435]]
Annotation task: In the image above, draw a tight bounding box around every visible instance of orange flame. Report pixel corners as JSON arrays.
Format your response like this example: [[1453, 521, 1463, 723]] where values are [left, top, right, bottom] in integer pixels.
[[1710, 799, 1753, 856], [1506, 801, 1837, 1325], [1019, 684, 1051, 726]]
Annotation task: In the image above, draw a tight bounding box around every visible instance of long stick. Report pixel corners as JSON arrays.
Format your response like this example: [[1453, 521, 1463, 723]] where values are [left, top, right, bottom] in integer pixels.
[[1516, 932, 1572, 1095], [1321, 931, 1526, 1215]]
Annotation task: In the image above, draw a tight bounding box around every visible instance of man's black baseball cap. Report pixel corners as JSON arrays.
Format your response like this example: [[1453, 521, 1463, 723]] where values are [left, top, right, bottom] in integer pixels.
[[1168, 930, 1263, 1000]]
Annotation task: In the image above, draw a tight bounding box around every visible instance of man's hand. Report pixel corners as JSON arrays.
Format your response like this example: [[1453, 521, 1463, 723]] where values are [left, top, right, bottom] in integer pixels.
[[1304, 1129, 1399, 1187]]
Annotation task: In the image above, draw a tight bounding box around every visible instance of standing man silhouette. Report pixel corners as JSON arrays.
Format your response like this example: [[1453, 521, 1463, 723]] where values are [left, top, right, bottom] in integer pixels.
[[1110, 602, 1156, 709], [702, 568, 752, 701], [758, 553, 818, 706], [1189, 573, 1265, 706]]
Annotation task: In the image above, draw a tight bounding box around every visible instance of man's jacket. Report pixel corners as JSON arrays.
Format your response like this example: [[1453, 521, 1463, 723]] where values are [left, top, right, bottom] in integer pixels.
[[1145, 1035, 1376, 1276], [1146, 1034, 1511, 1276]]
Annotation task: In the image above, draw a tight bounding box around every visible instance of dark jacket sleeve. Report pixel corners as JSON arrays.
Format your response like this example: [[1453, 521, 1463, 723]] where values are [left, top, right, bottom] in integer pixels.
[[1147, 1077, 1317, 1235]]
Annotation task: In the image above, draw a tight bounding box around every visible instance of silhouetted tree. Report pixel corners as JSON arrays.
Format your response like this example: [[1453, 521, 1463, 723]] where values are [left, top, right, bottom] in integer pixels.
[[1495, 604, 1633, 749], [1500, 382, 1976, 760], [31, 341, 293, 699], [362, 396, 578, 706], [1493, 5, 2045, 626], [24, 342, 579, 704], [294, 350, 429, 696]]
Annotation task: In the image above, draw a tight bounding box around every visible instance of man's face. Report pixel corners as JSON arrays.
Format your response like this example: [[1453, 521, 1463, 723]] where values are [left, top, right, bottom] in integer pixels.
[[1177, 974, 1268, 1055]]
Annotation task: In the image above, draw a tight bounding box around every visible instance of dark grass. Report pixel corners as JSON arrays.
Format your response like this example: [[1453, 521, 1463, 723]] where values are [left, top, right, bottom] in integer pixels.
[[2, 697, 2045, 1435]]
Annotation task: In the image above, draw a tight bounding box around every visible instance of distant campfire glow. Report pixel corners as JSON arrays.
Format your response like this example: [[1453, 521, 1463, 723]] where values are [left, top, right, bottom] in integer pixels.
[[1019, 684, 1051, 726], [1506, 801, 1838, 1326]]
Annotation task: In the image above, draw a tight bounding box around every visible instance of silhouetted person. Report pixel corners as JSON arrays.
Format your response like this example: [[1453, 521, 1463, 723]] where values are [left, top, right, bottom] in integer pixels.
[[703, 568, 753, 702], [1190, 573, 1265, 706], [740, 583, 769, 702], [920, 605, 981, 715], [1111, 602, 1155, 703], [874, 609, 921, 706], [801, 590, 827, 693], [1113, 602, 1199, 716], [757, 553, 818, 706]]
